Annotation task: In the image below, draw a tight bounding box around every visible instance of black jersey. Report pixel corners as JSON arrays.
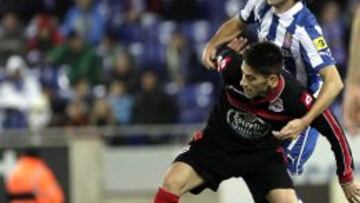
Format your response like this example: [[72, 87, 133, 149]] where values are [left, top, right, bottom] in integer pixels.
[[202, 48, 354, 183]]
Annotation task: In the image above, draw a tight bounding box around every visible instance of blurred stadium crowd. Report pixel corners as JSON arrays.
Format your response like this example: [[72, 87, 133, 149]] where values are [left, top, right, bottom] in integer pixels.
[[0, 0, 357, 131]]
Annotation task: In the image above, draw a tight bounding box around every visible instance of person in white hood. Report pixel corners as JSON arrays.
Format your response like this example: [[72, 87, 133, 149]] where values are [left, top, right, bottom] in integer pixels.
[[0, 55, 49, 129]]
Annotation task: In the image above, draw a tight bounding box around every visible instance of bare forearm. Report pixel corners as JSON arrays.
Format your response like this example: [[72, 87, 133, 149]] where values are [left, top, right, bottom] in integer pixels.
[[209, 17, 245, 47], [302, 68, 344, 124], [347, 8, 360, 85]]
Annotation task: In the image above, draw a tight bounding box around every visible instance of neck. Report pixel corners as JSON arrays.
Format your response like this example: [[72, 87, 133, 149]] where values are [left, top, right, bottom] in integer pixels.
[[274, 0, 297, 14]]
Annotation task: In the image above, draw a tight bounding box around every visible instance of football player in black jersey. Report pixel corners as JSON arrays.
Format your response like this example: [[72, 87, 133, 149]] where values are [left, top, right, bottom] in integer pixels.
[[154, 42, 360, 203]]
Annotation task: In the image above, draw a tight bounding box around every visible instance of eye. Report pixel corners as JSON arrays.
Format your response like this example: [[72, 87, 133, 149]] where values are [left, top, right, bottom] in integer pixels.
[[245, 75, 256, 81]]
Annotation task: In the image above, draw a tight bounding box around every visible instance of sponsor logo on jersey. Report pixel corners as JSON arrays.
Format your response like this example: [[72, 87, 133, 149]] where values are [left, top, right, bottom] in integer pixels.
[[313, 36, 328, 51], [226, 109, 271, 139], [269, 98, 284, 112], [300, 92, 314, 109]]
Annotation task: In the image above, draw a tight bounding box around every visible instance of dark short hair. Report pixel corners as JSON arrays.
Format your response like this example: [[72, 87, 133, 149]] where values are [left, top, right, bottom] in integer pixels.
[[244, 42, 283, 76]]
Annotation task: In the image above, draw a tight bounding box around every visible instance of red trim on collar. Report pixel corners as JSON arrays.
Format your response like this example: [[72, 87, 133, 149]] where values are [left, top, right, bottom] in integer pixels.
[[265, 75, 285, 103], [226, 92, 291, 122]]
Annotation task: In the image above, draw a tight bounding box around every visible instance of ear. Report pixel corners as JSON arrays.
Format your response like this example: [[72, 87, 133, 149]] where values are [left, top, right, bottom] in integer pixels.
[[267, 74, 279, 88]]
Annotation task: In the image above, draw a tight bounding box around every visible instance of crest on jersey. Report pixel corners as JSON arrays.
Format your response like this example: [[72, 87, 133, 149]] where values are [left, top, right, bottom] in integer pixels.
[[283, 32, 293, 48], [268, 98, 284, 113], [313, 36, 328, 51]]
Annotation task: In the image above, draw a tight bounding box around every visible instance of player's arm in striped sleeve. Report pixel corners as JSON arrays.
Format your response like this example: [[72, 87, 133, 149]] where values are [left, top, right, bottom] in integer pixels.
[[202, 0, 261, 69], [237, 0, 258, 24], [296, 25, 344, 126]]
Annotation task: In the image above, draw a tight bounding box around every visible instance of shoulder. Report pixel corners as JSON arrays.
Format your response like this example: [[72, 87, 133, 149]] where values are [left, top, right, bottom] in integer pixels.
[[243, 0, 266, 8], [241, 0, 268, 13], [239, 0, 269, 23], [295, 10, 326, 48], [280, 71, 307, 100], [295, 8, 322, 34]]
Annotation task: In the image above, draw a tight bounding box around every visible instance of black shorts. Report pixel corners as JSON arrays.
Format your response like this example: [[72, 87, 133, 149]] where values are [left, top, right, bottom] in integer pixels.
[[174, 138, 294, 203]]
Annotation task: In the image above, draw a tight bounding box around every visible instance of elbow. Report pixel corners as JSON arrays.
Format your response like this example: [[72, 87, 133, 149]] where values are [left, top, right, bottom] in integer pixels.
[[320, 66, 344, 94], [328, 73, 344, 93], [332, 79, 344, 96], [337, 78, 344, 92], [324, 76, 343, 95]]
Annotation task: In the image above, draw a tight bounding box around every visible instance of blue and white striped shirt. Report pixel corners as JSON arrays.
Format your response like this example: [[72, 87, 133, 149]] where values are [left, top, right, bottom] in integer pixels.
[[238, 0, 336, 94]]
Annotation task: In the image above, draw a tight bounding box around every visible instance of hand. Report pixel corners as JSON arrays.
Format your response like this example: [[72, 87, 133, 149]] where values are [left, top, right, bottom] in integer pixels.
[[202, 42, 217, 69], [341, 181, 360, 203], [343, 84, 360, 135], [272, 118, 308, 140], [226, 37, 249, 55]]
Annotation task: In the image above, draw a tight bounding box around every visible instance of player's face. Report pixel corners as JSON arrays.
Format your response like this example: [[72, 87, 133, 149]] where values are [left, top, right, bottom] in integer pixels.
[[267, 0, 288, 6], [240, 63, 271, 99]]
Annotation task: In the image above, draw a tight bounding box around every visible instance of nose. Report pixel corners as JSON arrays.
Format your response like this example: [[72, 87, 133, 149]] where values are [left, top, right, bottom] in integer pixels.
[[240, 76, 246, 88]]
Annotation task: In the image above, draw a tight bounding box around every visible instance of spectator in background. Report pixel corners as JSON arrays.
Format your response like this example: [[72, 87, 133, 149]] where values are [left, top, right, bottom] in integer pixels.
[[63, 78, 93, 127], [165, 31, 211, 87], [0, 56, 43, 129], [90, 97, 114, 126], [65, 99, 89, 127], [71, 78, 92, 104], [61, 0, 105, 45], [320, 1, 347, 79], [27, 89, 51, 131], [108, 52, 138, 92], [96, 32, 124, 74], [100, 0, 144, 23], [0, 13, 25, 66], [108, 80, 134, 125], [122, 0, 144, 23], [43, 85, 68, 127], [27, 14, 63, 52], [26, 14, 64, 66], [343, 7, 360, 135], [5, 147, 64, 203], [102, 0, 144, 44], [48, 31, 103, 87], [133, 69, 177, 124], [165, 32, 189, 86]]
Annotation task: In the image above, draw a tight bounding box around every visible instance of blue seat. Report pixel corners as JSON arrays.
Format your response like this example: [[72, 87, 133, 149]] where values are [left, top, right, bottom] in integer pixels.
[[176, 82, 215, 123], [117, 23, 143, 45]]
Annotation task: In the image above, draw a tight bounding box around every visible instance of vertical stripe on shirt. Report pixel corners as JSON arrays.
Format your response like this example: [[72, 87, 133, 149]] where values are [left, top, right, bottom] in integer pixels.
[[259, 3, 271, 20], [266, 14, 280, 41]]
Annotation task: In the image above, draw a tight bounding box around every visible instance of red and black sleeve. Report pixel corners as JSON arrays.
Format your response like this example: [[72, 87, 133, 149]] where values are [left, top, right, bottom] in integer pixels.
[[294, 91, 354, 183], [215, 47, 243, 86]]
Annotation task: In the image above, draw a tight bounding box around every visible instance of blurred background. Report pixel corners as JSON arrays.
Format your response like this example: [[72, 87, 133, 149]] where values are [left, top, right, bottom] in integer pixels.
[[0, 0, 359, 202]]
